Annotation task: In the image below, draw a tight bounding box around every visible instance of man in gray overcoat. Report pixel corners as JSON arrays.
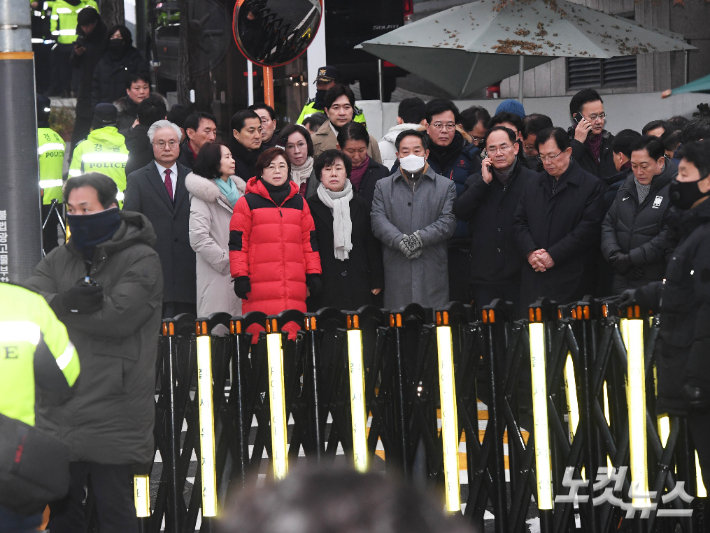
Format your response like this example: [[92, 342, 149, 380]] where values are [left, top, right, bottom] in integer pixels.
[[371, 130, 457, 310]]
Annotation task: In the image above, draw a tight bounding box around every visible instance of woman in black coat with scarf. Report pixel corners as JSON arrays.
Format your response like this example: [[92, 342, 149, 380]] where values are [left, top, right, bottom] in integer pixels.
[[307, 150, 384, 312]]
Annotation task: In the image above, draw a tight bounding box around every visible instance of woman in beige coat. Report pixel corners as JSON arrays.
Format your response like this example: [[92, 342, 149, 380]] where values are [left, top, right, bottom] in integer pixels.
[[186, 141, 247, 317]]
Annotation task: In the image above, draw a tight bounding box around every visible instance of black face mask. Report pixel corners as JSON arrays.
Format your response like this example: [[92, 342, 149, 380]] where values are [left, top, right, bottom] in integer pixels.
[[313, 89, 326, 110], [669, 179, 710, 210], [108, 39, 125, 59], [67, 208, 122, 258]]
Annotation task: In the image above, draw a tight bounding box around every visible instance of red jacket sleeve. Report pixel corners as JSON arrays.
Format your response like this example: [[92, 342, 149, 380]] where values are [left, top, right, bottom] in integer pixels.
[[229, 197, 253, 278], [300, 199, 322, 275]]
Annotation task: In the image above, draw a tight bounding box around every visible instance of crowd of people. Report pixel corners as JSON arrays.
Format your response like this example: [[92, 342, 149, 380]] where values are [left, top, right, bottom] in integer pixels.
[[15, 7, 710, 528]]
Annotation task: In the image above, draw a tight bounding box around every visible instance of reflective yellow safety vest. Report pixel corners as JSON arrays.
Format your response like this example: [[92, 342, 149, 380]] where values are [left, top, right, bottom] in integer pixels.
[[69, 126, 129, 204], [50, 0, 98, 45], [0, 284, 80, 427], [296, 99, 367, 127], [38, 127, 66, 205]]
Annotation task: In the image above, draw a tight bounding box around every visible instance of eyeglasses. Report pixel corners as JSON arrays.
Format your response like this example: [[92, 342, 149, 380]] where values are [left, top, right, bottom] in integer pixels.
[[153, 140, 178, 149], [537, 152, 564, 163], [585, 112, 607, 122], [472, 136, 485, 144], [431, 122, 456, 131], [487, 144, 513, 154]]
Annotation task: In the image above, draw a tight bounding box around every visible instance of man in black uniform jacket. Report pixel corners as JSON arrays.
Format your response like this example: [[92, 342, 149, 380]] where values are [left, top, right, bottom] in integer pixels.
[[621, 140, 710, 487]]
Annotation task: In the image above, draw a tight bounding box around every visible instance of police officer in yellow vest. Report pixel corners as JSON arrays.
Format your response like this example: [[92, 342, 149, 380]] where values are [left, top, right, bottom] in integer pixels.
[[37, 95, 66, 253], [48, 0, 98, 96], [69, 104, 129, 204], [296, 66, 367, 127], [0, 283, 79, 532]]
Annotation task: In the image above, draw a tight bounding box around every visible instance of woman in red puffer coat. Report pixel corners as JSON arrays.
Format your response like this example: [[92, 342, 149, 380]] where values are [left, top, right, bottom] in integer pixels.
[[229, 147, 322, 320]]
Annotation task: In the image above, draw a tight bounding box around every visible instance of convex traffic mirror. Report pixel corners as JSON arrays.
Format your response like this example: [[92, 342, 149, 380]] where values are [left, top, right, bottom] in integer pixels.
[[232, 0, 322, 67]]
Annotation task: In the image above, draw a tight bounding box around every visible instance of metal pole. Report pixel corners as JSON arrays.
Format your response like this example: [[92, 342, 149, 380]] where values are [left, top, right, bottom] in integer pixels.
[[166, 332, 182, 532], [247, 59, 254, 106], [306, 0, 326, 100], [135, 0, 147, 59], [518, 55, 524, 106], [0, 0, 42, 282], [378, 59, 384, 101], [263, 66, 274, 108]]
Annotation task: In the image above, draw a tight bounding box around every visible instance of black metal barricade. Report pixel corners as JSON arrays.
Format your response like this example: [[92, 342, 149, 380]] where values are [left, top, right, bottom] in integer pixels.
[[76, 299, 710, 533]]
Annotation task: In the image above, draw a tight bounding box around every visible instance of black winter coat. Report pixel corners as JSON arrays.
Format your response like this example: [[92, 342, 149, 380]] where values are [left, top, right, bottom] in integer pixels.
[[24, 211, 163, 465], [123, 161, 196, 304], [636, 199, 710, 415], [425, 132, 482, 241], [70, 21, 108, 119], [230, 139, 264, 182], [115, 96, 139, 136], [354, 158, 390, 208], [602, 166, 630, 212], [569, 129, 616, 179], [453, 162, 539, 284], [307, 193, 384, 312], [91, 47, 150, 108], [600, 158, 677, 294], [513, 159, 606, 306], [124, 124, 153, 176], [177, 139, 196, 170]]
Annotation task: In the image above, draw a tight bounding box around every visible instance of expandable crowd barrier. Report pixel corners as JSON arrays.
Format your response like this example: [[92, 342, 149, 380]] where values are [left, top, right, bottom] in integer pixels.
[[81, 298, 708, 533]]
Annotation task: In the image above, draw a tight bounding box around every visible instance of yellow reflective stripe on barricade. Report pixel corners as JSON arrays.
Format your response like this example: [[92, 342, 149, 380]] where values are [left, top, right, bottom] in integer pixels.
[[266, 332, 288, 480], [134, 475, 150, 517], [621, 318, 650, 508], [195, 335, 217, 517], [528, 322, 553, 510], [347, 329, 368, 473], [38, 143, 65, 155], [0, 321, 41, 345], [436, 325, 461, 513]]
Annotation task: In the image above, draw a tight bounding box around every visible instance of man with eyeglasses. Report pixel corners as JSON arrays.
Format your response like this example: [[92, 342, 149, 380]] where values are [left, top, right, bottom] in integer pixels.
[[601, 135, 677, 295], [453, 126, 539, 317], [568, 88, 616, 179], [312, 84, 381, 162], [249, 102, 280, 149], [422, 99, 481, 304], [124, 120, 196, 318], [514, 127, 606, 307]]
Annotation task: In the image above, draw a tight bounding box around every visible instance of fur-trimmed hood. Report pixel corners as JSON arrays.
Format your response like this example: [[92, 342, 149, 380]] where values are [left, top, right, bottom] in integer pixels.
[[185, 172, 247, 205]]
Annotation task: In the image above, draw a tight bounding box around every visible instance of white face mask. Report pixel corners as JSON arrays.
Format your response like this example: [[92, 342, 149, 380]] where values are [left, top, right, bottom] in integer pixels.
[[400, 154, 426, 173]]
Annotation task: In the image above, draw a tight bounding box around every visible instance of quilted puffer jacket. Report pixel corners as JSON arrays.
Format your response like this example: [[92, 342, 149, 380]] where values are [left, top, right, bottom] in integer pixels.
[[229, 177, 321, 316]]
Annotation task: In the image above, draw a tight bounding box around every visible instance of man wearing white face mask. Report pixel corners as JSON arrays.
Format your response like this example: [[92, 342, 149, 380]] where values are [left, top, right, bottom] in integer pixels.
[[371, 130, 457, 309]]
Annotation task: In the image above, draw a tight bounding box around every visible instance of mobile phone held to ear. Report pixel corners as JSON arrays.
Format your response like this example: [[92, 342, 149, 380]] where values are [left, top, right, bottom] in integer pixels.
[[573, 112, 584, 123], [480, 148, 488, 159]]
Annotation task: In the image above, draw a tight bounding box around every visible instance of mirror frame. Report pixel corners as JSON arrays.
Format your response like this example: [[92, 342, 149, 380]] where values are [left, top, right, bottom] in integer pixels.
[[232, 0, 324, 68]]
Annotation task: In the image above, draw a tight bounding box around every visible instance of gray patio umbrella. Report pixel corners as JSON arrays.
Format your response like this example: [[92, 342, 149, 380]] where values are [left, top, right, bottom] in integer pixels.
[[357, 0, 695, 100]]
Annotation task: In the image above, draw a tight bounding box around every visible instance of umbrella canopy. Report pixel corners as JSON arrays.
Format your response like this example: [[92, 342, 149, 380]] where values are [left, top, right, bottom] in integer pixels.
[[668, 73, 710, 96], [357, 0, 695, 98]]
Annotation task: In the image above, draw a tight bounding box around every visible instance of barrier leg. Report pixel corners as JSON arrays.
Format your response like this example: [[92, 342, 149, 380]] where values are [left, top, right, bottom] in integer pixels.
[[195, 327, 218, 518], [390, 312, 409, 475], [347, 315, 369, 473]]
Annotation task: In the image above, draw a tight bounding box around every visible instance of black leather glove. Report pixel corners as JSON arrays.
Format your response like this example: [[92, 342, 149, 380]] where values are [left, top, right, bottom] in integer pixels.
[[684, 379, 710, 410], [618, 289, 636, 308], [306, 273, 323, 298], [233, 276, 251, 300], [51, 282, 103, 315], [612, 253, 633, 275]]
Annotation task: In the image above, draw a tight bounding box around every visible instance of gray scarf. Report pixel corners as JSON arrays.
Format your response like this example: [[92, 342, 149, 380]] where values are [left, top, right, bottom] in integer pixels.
[[635, 179, 651, 204], [492, 159, 517, 186], [316, 180, 353, 261]]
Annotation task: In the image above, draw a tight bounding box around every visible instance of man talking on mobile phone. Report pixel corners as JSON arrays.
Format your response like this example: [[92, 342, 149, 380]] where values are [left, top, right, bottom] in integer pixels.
[[24, 173, 163, 533], [568, 88, 616, 180]]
